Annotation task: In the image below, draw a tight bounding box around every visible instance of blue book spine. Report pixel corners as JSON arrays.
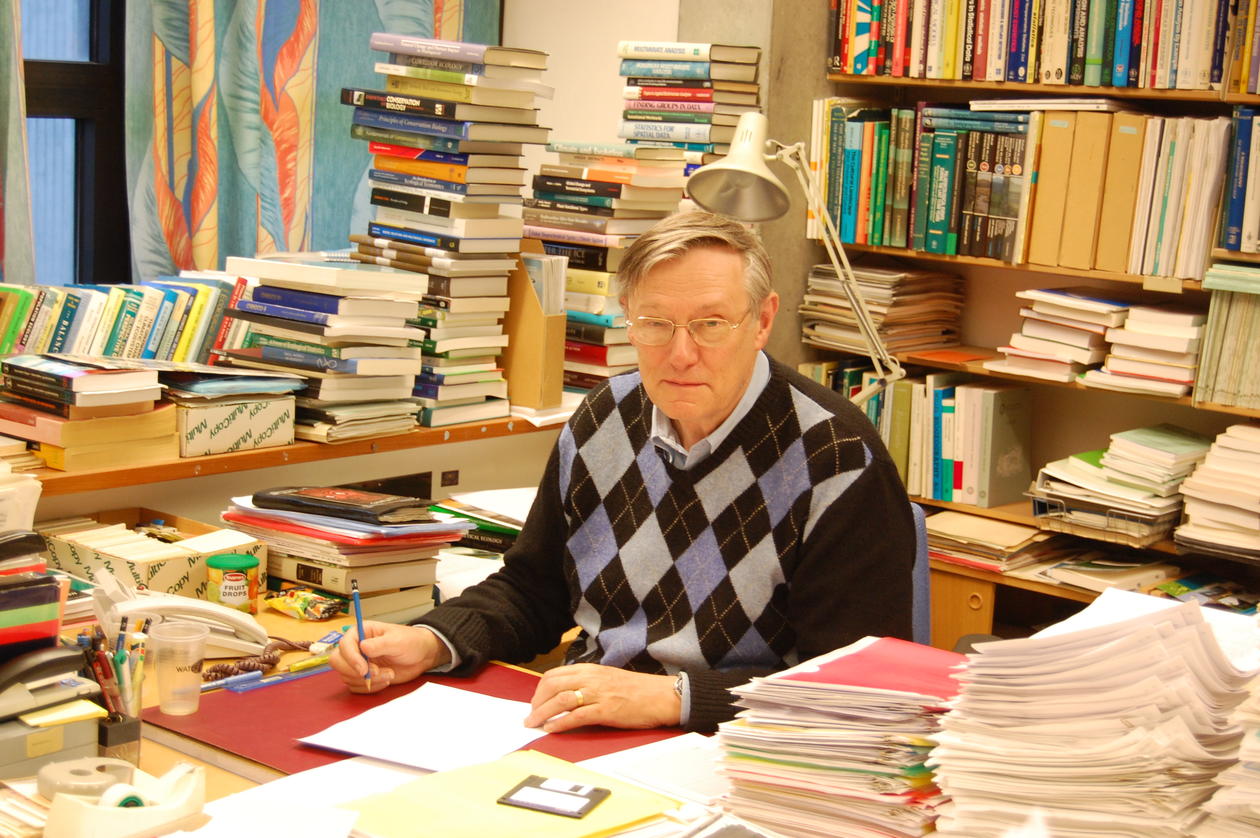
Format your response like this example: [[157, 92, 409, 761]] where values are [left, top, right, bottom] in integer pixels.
[[921, 108, 1030, 122], [922, 117, 1029, 133], [368, 221, 468, 251], [235, 299, 333, 326], [1007, 0, 1030, 81], [369, 168, 469, 195], [618, 59, 710, 79], [1209, 0, 1231, 85], [258, 346, 357, 372], [1112, 0, 1134, 85], [1127, 0, 1144, 86], [352, 107, 469, 140], [840, 120, 864, 243], [253, 285, 345, 315], [939, 396, 956, 501], [386, 52, 489, 75], [565, 310, 621, 327], [140, 288, 178, 359], [931, 386, 956, 500], [1167, 0, 1184, 88], [388, 148, 471, 166], [625, 139, 718, 152], [1223, 107, 1254, 249]]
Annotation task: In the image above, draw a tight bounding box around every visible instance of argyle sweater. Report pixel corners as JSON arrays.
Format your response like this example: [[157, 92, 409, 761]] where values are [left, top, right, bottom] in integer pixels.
[[417, 357, 914, 731]]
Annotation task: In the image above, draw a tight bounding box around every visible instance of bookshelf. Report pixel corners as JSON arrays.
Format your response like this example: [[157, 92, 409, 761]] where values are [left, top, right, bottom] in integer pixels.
[[31, 417, 551, 498], [817, 62, 1260, 648]]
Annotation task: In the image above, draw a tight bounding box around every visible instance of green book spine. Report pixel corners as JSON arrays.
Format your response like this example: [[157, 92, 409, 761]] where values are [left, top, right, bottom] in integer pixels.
[[888, 375, 917, 484], [869, 121, 891, 246], [889, 109, 915, 248], [911, 130, 935, 251], [925, 130, 958, 254], [102, 289, 142, 356]]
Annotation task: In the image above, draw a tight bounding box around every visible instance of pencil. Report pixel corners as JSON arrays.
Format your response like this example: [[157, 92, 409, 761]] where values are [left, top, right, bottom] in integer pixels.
[[351, 579, 372, 689]]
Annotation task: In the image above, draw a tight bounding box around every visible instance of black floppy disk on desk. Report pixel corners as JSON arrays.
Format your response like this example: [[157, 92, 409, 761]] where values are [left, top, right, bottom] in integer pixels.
[[498, 774, 611, 818]]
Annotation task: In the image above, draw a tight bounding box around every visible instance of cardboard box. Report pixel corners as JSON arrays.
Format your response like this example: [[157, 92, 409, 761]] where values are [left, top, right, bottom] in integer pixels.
[[39, 507, 266, 599], [174, 396, 295, 458], [502, 239, 565, 409]]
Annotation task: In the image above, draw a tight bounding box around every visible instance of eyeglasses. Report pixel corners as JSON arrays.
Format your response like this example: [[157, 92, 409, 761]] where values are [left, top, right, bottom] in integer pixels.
[[628, 314, 749, 347]]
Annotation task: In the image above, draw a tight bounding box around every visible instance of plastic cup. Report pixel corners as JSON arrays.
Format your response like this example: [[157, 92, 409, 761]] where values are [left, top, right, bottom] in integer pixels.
[[149, 621, 210, 715]]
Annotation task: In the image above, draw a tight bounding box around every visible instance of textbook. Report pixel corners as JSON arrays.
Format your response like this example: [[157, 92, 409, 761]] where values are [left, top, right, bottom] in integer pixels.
[[252, 486, 436, 524]]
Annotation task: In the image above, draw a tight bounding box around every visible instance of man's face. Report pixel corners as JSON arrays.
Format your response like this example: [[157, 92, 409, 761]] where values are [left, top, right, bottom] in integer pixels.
[[625, 245, 779, 450]]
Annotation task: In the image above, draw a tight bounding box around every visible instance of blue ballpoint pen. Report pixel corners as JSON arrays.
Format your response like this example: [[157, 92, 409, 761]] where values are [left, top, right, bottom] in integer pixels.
[[351, 579, 372, 689]]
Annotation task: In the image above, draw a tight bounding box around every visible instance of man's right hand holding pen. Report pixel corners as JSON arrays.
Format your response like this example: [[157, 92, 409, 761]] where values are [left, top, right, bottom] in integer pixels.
[[329, 621, 451, 694]]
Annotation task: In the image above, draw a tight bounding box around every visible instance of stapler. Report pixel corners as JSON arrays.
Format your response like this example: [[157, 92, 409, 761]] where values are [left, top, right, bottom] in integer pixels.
[[0, 646, 101, 722]]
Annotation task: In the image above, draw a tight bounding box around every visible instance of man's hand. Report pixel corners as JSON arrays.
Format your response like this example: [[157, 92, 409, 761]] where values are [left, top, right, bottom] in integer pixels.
[[524, 663, 681, 732], [329, 622, 451, 693]]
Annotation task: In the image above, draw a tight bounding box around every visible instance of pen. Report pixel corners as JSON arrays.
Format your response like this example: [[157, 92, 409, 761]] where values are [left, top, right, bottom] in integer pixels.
[[351, 579, 371, 690], [201, 670, 264, 691]]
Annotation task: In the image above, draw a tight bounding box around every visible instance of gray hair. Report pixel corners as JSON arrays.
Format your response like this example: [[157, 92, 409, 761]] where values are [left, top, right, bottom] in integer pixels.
[[615, 210, 773, 306]]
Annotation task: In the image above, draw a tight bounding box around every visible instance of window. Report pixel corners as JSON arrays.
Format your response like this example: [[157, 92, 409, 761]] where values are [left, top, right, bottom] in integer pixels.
[[22, 0, 128, 285]]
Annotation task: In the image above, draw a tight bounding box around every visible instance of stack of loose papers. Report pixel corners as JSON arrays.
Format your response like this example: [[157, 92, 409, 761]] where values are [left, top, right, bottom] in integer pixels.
[[925, 510, 1084, 573], [1175, 424, 1260, 562], [1199, 679, 1260, 836], [930, 589, 1260, 838], [719, 636, 966, 837]]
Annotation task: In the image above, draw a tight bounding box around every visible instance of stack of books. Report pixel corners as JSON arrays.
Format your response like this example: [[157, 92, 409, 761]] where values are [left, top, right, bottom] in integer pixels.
[[0, 355, 175, 471], [930, 591, 1256, 837], [220, 256, 428, 442], [1030, 423, 1211, 547], [1148, 571, 1260, 616], [924, 510, 1084, 574], [1081, 302, 1208, 397], [344, 32, 554, 427], [222, 486, 475, 624], [523, 140, 688, 392], [800, 263, 964, 355], [1175, 424, 1260, 562], [1195, 264, 1260, 409], [719, 636, 965, 837], [615, 40, 762, 163], [983, 286, 1133, 382], [429, 489, 527, 556]]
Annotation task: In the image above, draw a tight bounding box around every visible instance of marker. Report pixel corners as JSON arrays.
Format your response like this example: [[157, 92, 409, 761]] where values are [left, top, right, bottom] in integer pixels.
[[351, 580, 372, 690], [201, 670, 264, 692], [288, 654, 331, 673], [226, 665, 332, 692]]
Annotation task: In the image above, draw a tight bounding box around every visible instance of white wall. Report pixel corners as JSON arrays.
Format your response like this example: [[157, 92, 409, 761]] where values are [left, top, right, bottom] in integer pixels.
[[502, 0, 680, 176]]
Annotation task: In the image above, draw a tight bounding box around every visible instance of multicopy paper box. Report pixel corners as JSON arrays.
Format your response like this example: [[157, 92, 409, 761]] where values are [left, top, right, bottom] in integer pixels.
[[174, 395, 295, 458], [38, 508, 266, 598]]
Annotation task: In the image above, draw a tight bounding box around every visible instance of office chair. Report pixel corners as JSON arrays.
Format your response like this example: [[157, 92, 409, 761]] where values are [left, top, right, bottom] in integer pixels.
[[910, 502, 931, 646]]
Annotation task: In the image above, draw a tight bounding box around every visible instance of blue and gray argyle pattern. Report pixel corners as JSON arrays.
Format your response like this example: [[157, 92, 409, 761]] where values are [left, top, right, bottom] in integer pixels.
[[556, 368, 871, 676]]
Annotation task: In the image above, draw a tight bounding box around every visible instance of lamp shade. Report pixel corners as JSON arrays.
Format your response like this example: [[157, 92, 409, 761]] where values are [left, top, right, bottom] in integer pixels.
[[686, 112, 791, 222]]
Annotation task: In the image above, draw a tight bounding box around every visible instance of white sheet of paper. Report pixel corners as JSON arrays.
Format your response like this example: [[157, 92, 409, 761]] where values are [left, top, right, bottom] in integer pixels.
[[298, 682, 548, 771], [578, 732, 728, 805]]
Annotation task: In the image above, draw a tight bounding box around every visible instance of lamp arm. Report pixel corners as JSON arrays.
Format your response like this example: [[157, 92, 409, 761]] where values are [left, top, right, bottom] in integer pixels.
[[770, 141, 905, 406]]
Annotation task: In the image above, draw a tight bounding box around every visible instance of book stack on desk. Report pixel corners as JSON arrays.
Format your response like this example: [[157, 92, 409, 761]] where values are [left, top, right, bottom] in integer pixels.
[[343, 33, 555, 427], [929, 590, 1257, 837], [0, 355, 178, 471], [718, 636, 965, 837], [223, 487, 475, 623]]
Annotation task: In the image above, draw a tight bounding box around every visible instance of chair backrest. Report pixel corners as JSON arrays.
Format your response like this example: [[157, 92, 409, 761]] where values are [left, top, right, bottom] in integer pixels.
[[910, 502, 930, 645]]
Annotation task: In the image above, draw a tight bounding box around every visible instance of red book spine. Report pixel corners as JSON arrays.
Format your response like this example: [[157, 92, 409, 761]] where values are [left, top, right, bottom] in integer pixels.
[[563, 339, 611, 366], [627, 86, 714, 102], [208, 275, 251, 366]]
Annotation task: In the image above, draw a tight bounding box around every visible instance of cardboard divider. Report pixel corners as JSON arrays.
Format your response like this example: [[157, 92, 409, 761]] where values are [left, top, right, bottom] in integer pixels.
[[501, 239, 565, 409]]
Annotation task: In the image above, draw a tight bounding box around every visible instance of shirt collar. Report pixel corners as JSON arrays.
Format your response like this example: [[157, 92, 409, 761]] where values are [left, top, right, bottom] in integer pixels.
[[651, 352, 770, 469]]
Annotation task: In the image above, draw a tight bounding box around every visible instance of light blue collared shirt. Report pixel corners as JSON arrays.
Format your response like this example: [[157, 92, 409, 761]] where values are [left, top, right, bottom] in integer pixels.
[[650, 351, 771, 470]]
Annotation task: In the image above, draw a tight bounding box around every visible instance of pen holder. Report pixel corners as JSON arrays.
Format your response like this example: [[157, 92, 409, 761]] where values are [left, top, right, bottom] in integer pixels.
[[98, 717, 141, 766]]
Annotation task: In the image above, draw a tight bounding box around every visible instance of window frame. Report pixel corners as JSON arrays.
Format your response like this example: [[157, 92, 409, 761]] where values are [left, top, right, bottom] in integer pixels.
[[22, 0, 128, 285]]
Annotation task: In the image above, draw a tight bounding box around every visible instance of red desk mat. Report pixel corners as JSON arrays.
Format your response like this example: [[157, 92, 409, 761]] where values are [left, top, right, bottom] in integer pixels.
[[143, 664, 679, 775]]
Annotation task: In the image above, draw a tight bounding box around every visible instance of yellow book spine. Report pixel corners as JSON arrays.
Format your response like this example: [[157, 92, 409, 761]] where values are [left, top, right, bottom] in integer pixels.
[[172, 288, 210, 362], [941, 0, 960, 79], [564, 268, 615, 295], [372, 154, 467, 183], [383, 74, 474, 104], [1239, 0, 1258, 93]]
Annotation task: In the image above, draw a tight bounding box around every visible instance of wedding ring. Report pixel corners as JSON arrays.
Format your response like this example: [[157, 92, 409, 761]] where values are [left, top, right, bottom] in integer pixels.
[[572, 688, 585, 708]]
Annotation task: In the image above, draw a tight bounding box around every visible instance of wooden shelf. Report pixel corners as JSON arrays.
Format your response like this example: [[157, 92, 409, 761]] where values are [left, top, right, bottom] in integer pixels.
[[32, 417, 555, 497], [842, 242, 1207, 292], [826, 74, 1229, 102], [824, 344, 1260, 420], [928, 557, 1098, 604], [1210, 248, 1260, 265]]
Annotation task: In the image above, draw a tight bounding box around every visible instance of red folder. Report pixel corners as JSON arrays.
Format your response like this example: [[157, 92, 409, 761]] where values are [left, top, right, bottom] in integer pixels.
[[143, 663, 680, 776]]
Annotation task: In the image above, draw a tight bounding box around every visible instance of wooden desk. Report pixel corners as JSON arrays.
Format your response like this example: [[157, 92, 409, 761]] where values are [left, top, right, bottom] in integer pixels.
[[930, 559, 1096, 650]]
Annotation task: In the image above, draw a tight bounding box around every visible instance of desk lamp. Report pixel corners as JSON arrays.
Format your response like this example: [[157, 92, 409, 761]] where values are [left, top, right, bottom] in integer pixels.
[[687, 112, 904, 405]]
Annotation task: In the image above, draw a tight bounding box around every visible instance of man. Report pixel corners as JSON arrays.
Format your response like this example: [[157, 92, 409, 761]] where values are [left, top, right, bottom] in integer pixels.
[[331, 211, 914, 732]]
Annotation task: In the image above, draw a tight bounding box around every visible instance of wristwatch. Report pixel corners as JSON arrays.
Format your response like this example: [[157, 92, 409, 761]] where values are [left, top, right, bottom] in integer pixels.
[[673, 672, 686, 700]]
